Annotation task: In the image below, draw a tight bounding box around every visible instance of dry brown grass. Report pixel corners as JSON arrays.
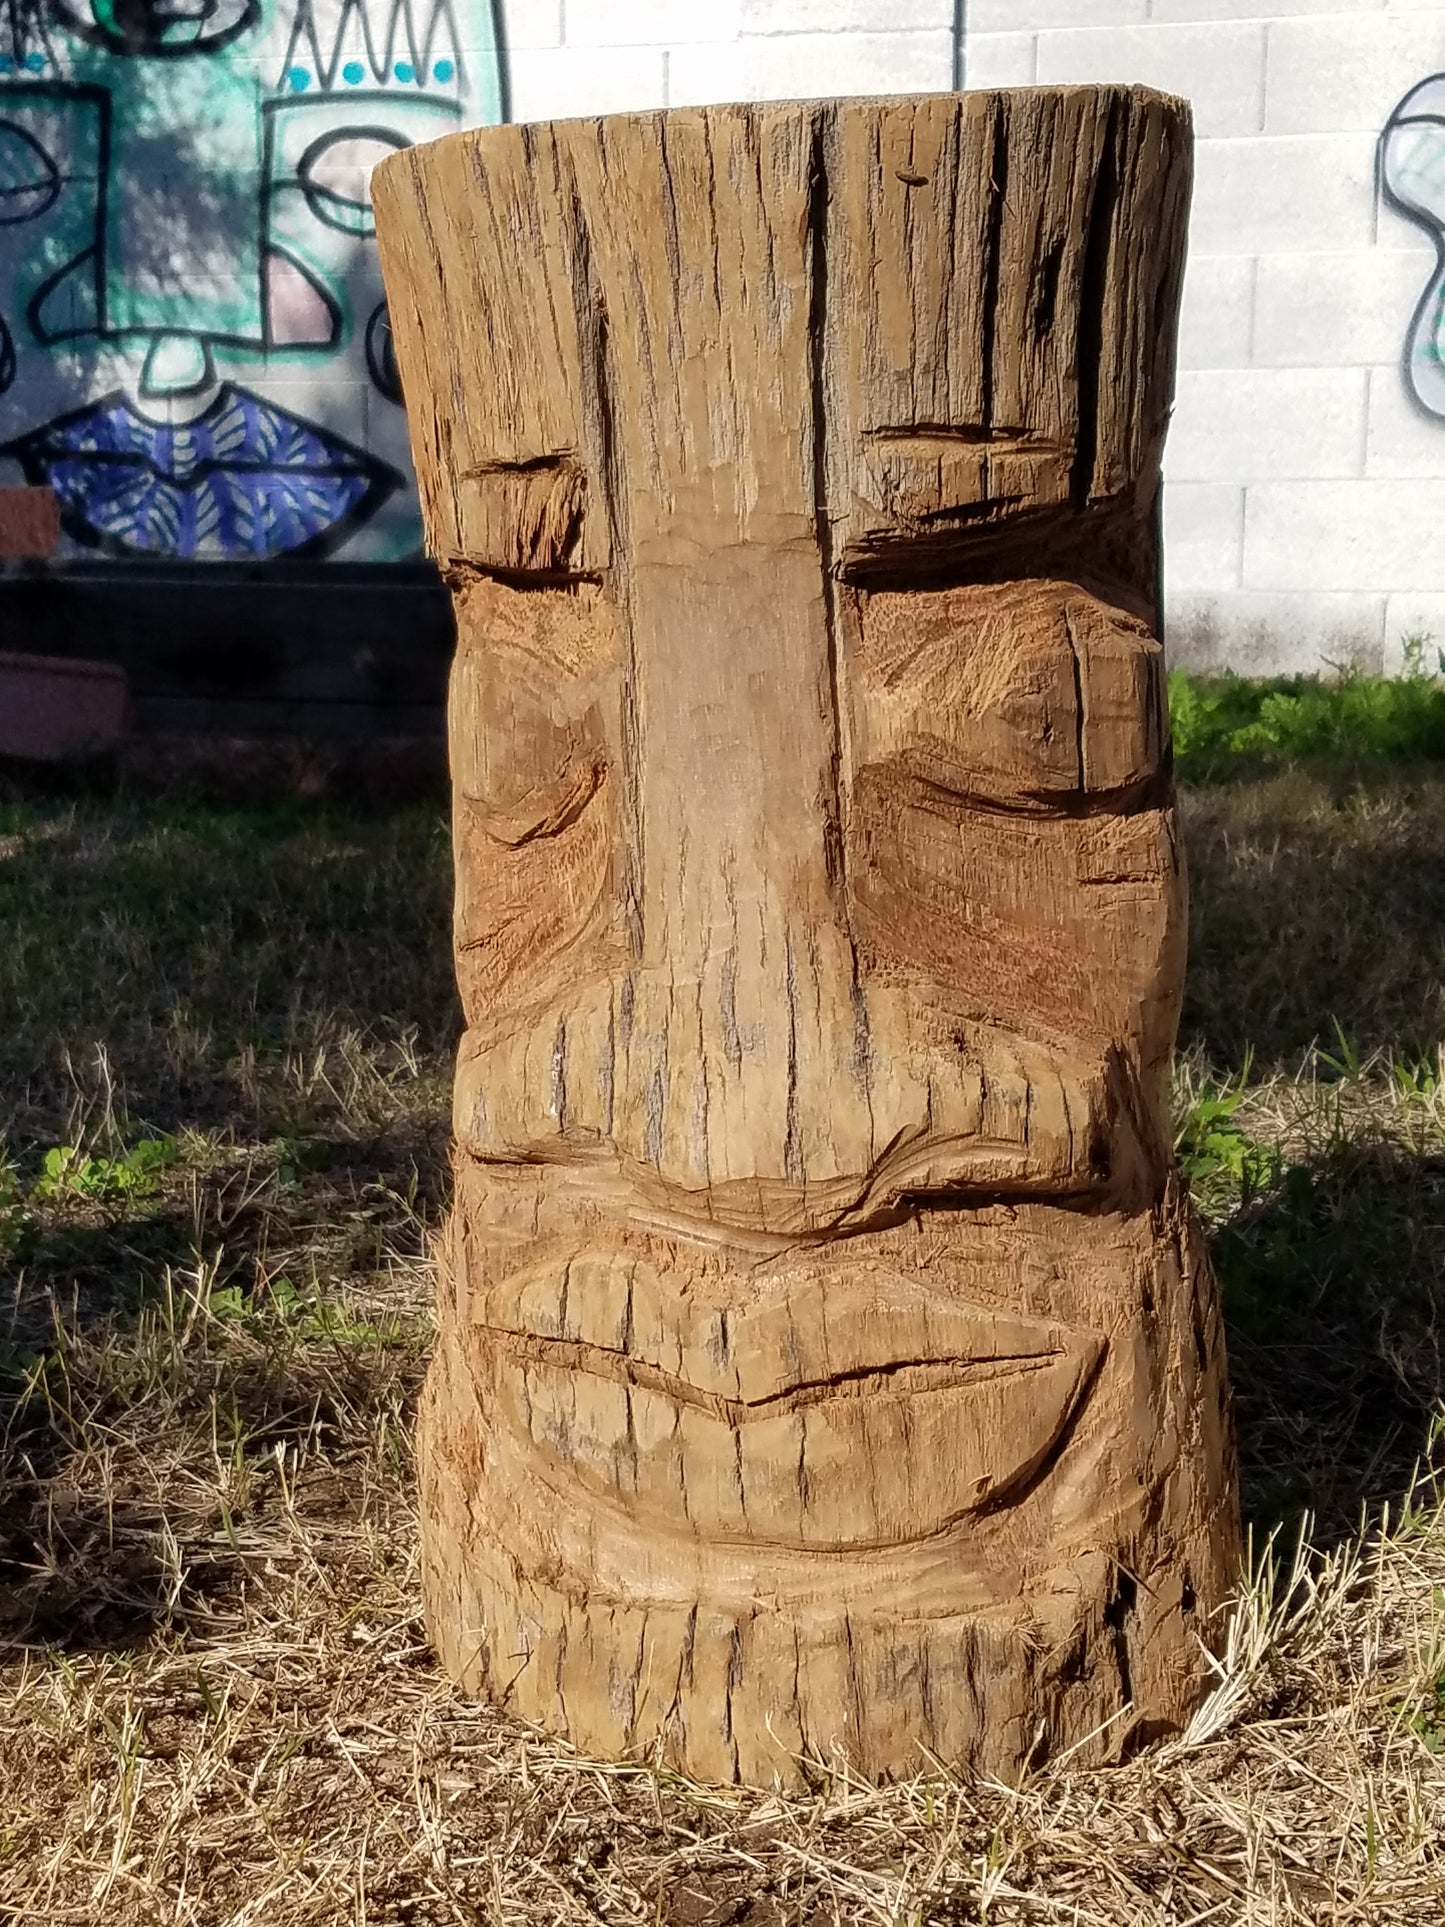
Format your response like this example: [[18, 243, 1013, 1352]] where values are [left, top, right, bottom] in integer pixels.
[[0, 768, 1442, 1924]]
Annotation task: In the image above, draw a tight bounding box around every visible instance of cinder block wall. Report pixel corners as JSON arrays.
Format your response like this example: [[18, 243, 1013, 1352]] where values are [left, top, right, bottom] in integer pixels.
[[501, 2, 956, 116], [964, 2, 1445, 673]]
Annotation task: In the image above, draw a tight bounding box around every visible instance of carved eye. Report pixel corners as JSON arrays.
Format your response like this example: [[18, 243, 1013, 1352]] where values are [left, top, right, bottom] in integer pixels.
[[298, 130, 409, 236], [0, 122, 60, 225], [52, 0, 257, 53]]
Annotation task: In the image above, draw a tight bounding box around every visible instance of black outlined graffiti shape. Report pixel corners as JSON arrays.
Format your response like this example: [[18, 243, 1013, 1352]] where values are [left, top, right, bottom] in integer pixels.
[[1383, 73, 1445, 421]]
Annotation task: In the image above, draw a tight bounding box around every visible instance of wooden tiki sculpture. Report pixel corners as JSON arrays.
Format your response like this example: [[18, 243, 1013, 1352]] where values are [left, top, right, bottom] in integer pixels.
[[373, 87, 1242, 1786]]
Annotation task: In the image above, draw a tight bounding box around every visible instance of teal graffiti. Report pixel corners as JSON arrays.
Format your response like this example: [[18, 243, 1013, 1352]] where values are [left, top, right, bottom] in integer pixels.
[[0, 0, 505, 559]]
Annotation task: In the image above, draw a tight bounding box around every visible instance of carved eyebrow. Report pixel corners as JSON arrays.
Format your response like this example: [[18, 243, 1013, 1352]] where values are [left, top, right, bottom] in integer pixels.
[[451, 452, 593, 581]]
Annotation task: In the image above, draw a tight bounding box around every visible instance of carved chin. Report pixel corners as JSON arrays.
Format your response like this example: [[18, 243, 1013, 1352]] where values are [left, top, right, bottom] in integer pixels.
[[474, 1255, 1105, 1552]]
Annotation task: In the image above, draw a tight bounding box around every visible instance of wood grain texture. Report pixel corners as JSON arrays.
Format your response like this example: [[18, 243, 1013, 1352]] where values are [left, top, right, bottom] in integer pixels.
[[374, 88, 1242, 1787]]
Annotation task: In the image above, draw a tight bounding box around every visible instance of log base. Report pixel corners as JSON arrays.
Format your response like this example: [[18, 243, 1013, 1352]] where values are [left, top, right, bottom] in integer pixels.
[[375, 88, 1244, 1786]]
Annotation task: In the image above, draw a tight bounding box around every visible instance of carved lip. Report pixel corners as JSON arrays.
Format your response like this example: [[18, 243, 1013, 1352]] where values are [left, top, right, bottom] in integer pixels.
[[478, 1256, 1105, 1549]]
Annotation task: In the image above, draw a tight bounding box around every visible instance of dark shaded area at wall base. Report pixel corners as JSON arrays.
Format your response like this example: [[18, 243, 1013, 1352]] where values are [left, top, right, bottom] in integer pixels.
[[0, 560, 455, 742]]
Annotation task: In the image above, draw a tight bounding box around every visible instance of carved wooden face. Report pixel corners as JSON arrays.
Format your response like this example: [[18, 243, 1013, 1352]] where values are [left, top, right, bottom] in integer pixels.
[[377, 96, 1207, 1622], [440, 556, 1187, 1594]]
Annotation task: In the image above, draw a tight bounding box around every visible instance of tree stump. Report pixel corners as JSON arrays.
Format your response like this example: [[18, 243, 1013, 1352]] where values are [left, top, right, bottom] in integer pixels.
[[373, 88, 1242, 1787]]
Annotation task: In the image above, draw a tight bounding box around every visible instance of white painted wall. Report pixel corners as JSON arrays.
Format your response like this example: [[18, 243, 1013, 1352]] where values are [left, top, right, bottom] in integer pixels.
[[964, 2, 1445, 673], [499, 1, 956, 117]]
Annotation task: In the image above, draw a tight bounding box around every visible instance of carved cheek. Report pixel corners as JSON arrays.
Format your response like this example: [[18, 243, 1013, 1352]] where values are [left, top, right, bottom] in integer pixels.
[[852, 579, 1165, 806], [449, 575, 626, 1031], [849, 580, 1175, 1044]]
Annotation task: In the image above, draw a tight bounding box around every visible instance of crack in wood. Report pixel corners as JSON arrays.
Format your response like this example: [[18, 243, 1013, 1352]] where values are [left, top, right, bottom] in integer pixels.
[[479, 1327, 1069, 1425]]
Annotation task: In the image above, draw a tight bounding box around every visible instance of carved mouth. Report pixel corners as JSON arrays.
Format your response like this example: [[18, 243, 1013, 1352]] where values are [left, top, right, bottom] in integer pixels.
[[477, 1255, 1105, 1551]]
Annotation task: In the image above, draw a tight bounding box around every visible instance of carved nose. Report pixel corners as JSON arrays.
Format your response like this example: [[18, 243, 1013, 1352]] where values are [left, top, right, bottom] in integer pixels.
[[454, 975, 1110, 1238], [625, 535, 842, 976]]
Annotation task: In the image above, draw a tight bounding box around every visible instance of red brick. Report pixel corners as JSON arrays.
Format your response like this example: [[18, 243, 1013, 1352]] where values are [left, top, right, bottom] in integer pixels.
[[0, 487, 60, 559]]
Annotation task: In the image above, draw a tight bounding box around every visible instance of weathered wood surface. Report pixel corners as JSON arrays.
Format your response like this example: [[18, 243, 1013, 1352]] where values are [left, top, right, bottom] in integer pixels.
[[374, 88, 1242, 1787]]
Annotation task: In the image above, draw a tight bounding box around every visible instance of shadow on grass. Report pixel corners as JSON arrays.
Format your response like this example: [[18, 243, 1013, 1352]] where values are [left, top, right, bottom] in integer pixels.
[[0, 787, 458, 1152], [1180, 764, 1445, 1071], [0, 784, 452, 1653], [0, 1172, 428, 1652], [0, 1207, 202, 1649], [1218, 1136, 1445, 1544], [1179, 763, 1445, 1537]]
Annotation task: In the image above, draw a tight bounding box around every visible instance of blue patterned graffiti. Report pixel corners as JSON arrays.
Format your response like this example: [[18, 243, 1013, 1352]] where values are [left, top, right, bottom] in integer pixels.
[[0, 0, 504, 559], [6, 382, 391, 554]]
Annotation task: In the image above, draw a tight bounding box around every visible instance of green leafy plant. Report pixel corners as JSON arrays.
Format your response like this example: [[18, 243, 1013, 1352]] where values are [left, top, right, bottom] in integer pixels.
[[1390, 1588, 1445, 1756], [1174, 1078, 1281, 1222], [1407, 1674, 1445, 1755], [1399, 631, 1445, 679], [1169, 653, 1445, 778], [1388, 1047, 1444, 1108], [208, 1273, 413, 1349], [0, 1156, 36, 1263], [271, 1134, 332, 1191], [30, 1135, 178, 1207]]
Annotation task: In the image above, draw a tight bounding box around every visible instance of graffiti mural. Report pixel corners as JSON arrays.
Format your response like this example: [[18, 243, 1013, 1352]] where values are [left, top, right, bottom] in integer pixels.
[[1383, 74, 1445, 422], [0, 0, 503, 558]]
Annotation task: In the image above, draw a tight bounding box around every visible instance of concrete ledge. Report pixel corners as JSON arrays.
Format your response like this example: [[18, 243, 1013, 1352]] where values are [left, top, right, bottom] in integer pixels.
[[114, 733, 449, 806], [0, 649, 129, 761], [0, 560, 454, 741]]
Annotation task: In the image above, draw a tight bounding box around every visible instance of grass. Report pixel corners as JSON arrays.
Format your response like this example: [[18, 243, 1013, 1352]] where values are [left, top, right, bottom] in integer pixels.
[[1, 710, 1444, 1921]]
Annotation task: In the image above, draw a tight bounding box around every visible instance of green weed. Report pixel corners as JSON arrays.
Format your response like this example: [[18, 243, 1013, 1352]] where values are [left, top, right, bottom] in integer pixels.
[[1406, 1674, 1445, 1755], [1387, 1581, 1445, 1755], [30, 1136, 177, 1207], [207, 1272, 418, 1350], [1173, 1070, 1282, 1223], [1169, 655, 1445, 778], [0, 1158, 35, 1263]]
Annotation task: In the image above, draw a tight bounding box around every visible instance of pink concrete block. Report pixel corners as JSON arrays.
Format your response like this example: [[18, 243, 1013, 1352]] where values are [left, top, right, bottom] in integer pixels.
[[0, 487, 60, 559], [0, 651, 129, 761]]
